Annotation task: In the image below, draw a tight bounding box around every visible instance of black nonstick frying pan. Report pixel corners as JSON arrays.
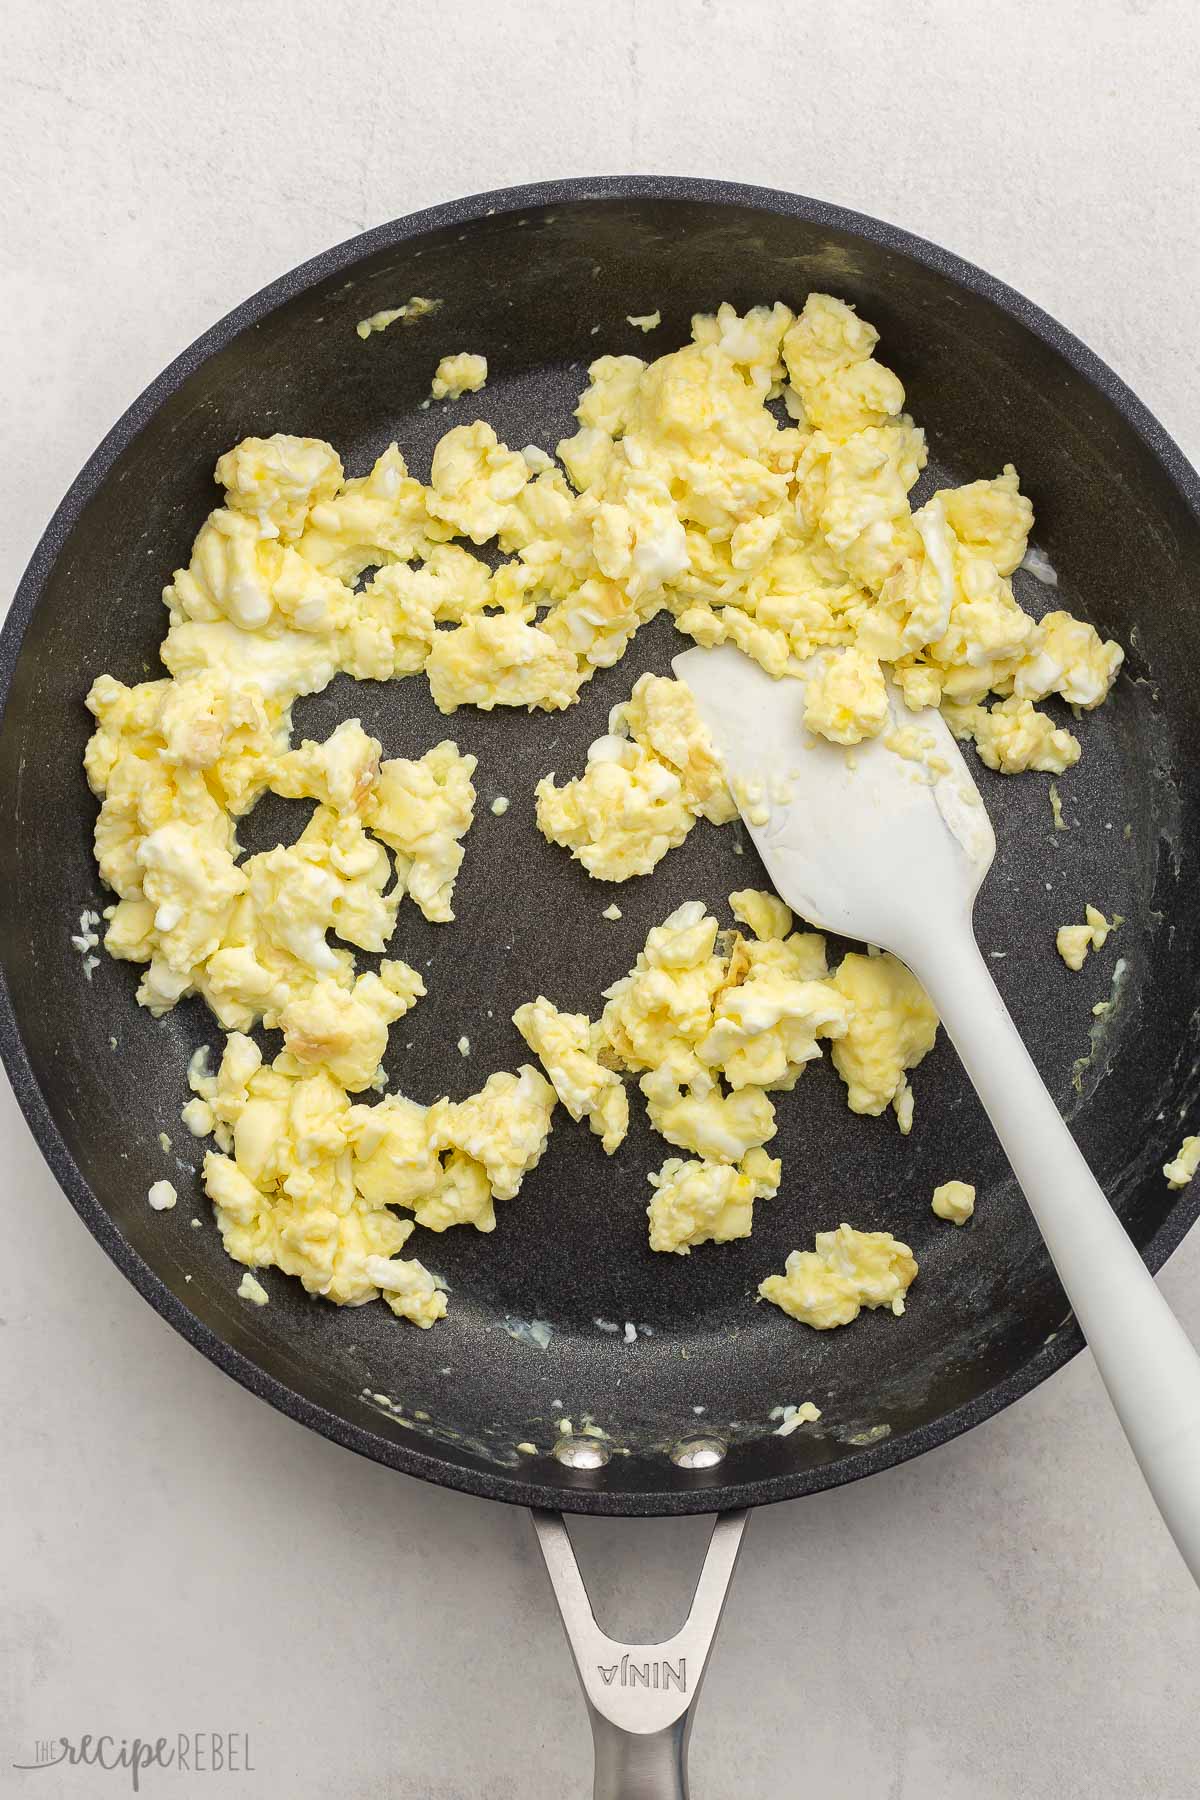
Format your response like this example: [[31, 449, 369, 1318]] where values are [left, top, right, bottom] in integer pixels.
[[3, 177, 1199, 1795]]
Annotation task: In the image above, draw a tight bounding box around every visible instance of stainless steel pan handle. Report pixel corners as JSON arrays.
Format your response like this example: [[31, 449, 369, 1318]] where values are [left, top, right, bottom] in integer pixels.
[[531, 1508, 750, 1800]]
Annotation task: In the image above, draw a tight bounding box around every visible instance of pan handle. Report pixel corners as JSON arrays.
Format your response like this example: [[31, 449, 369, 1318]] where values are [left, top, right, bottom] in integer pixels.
[[530, 1507, 749, 1800]]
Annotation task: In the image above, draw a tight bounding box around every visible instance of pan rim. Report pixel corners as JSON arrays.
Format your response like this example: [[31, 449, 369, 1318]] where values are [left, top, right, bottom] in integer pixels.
[[3, 172, 1199, 1516]]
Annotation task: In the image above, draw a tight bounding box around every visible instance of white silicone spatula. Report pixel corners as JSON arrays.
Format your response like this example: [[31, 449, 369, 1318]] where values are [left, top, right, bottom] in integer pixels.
[[675, 641, 1200, 1584]]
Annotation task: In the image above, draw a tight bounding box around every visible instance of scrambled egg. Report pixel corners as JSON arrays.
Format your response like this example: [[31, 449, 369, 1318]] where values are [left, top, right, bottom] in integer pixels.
[[1165, 1137, 1200, 1190], [512, 892, 936, 1261], [598, 901, 729, 1075], [189, 1029, 555, 1315], [536, 673, 736, 880], [87, 686, 475, 1039], [431, 352, 488, 400], [759, 1225, 918, 1329], [1056, 904, 1118, 971], [641, 1064, 778, 1161], [365, 738, 477, 923], [931, 1179, 976, 1224], [803, 647, 889, 745], [102, 295, 1122, 769], [696, 963, 851, 1092], [729, 888, 793, 942], [647, 1149, 781, 1253], [353, 295, 1119, 761], [193, 1034, 446, 1322], [944, 696, 1080, 774], [427, 1066, 557, 1201], [828, 953, 938, 1132], [84, 290, 1118, 1330], [427, 611, 582, 715], [512, 997, 628, 1153]]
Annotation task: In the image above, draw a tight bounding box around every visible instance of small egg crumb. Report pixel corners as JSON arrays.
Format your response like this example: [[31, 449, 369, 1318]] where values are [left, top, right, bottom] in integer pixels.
[[147, 1179, 177, 1211], [190, 1217, 202, 1229], [1049, 783, 1067, 831], [602, 903, 622, 921], [457, 1035, 471, 1056], [892, 1075, 915, 1136], [772, 1401, 822, 1435], [181, 1097, 213, 1137], [491, 796, 510, 815], [357, 308, 404, 339], [627, 310, 662, 332], [931, 1179, 975, 1224], [237, 1271, 270, 1305], [1057, 904, 1119, 971], [732, 776, 770, 827], [883, 726, 949, 781], [847, 1423, 891, 1447], [356, 296, 441, 338], [157, 1130, 171, 1154], [1019, 544, 1058, 586], [72, 909, 101, 979], [516, 1441, 537, 1455], [431, 351, 488, 400], [1164, 1136, 1200, 1190]]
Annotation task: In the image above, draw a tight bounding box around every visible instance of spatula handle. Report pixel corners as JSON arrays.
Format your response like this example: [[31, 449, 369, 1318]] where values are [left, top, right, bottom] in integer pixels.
[[915, 933, 1200, 1584]]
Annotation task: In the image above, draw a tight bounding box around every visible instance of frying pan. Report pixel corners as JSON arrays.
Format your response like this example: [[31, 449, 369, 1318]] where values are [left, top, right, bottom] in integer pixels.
[[4, 176, 1199, 1796]]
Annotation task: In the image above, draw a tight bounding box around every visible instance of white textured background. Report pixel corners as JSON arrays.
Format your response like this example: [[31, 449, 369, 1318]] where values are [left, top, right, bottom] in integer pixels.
[[3, 3, 1200, 1795]]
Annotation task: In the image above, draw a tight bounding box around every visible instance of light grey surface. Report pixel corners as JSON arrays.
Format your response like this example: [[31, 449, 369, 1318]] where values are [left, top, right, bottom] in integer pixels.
[[3, 2, 1199, 1794]]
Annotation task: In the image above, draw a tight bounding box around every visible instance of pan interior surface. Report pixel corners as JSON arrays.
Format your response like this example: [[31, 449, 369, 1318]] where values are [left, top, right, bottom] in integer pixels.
[[3, 183, 1199, 1514]]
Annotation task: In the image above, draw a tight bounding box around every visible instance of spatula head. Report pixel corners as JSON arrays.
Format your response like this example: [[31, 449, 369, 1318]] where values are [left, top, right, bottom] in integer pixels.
[[673, 644, 995, 961]]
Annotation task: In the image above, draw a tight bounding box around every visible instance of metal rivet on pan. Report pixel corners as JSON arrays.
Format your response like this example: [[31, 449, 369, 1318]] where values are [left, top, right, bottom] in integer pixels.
[[670, 1436, 726, 1470], [553, 1435, 611, 1470]]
